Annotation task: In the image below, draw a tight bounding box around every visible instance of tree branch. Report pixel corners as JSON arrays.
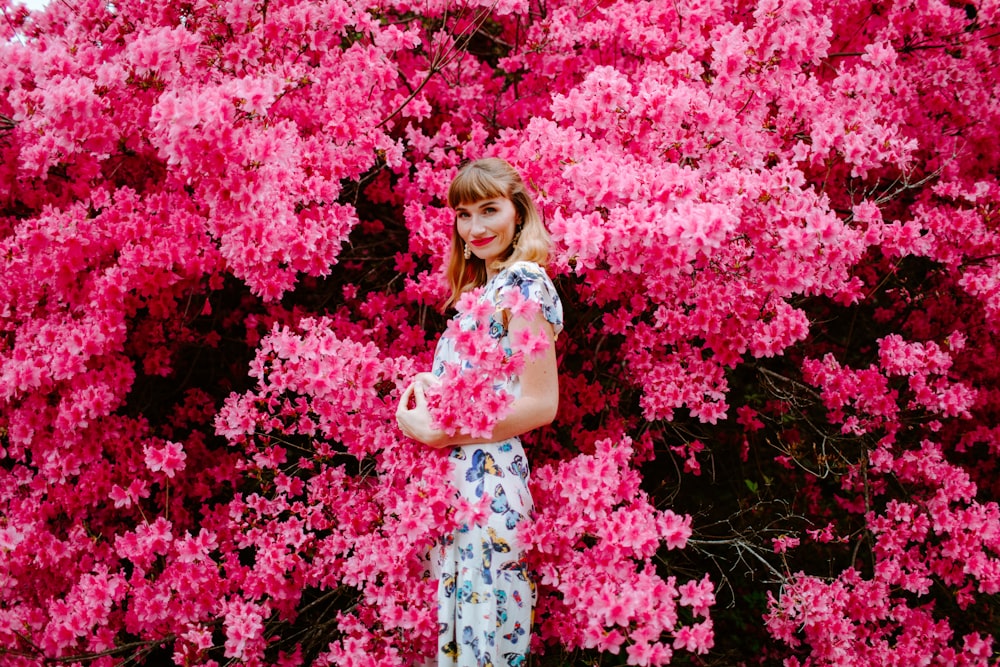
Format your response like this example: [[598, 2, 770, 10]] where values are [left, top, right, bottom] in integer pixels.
[[1, 633, 177, 664], [376, 3, 498, 129]]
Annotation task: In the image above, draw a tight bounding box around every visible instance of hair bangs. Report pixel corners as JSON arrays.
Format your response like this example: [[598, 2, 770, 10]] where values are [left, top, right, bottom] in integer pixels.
[[447, 166, 508, 209]]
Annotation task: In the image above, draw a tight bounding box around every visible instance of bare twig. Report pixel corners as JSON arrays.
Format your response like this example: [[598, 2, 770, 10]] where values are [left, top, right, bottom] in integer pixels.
[[1, 634, 177, 663], [755, 366, 823, 402], [688, 537, 787, 581], [376, 3, 499, 129]]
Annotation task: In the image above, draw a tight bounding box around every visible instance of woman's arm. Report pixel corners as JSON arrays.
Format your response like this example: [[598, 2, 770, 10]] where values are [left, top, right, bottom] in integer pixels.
[[396, 310, 559, 448]]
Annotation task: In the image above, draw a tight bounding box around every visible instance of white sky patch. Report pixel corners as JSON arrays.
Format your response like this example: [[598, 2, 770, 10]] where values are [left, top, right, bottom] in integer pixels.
[[13, 0, 51, 10]]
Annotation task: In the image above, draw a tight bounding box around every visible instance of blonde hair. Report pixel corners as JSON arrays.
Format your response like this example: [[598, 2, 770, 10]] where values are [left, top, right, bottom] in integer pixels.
[[444, 158, 551, 309]]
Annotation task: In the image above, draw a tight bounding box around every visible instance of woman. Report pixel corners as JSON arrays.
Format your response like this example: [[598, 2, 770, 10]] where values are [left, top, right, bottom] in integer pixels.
[[396, 158, 563, 667]]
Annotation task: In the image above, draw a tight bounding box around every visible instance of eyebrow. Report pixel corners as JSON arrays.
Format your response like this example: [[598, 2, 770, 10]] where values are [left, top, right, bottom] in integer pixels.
[[455, 199, 499, 211]]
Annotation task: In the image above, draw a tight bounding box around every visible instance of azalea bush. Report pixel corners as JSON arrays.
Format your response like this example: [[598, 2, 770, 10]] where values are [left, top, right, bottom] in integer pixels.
[[1, 0, 999, 665]]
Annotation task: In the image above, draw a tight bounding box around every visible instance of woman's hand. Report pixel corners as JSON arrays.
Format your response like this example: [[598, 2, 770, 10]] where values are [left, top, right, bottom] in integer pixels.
[[410, 371, 440, 388], [395, 374, 450, 448]]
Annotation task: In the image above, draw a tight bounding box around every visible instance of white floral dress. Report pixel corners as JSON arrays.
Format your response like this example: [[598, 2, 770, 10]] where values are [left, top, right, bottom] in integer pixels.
[[427, 261, 563, 667]]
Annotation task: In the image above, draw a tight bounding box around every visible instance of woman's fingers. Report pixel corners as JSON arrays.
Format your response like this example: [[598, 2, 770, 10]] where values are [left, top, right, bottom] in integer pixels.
[[411, 382, 427, 406], [414, 372, 440, 387], [396, 384, 412, 409], [396, 382, 438, 443]]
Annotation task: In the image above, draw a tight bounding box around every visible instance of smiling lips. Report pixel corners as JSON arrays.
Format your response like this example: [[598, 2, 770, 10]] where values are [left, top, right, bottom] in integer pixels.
[[470, 237, 495, 247]]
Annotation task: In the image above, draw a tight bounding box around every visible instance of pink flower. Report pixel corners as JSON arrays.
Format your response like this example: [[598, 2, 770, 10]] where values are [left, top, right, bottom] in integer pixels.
[[672, 620, 713, 654], [772, 535, 801, 554], [222, 599, 266, 660], [143, 440, 187, 478], [678, 574, 715, 617], [109, 479, 150, 508], [660, 511, 692, 550]]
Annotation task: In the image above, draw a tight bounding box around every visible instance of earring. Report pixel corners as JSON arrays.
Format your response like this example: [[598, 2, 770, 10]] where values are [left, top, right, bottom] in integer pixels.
[[512, 227, 522, 250], [463, 242, 471, 260]]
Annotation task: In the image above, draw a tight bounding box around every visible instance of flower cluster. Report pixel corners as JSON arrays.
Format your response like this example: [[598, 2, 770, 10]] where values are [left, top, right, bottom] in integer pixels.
[[419, 286, 539, 438], [524, 436, 709, 665]]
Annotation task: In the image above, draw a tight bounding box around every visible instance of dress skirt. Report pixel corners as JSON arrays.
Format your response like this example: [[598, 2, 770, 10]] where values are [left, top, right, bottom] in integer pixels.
[[428, 438, 535, 667]]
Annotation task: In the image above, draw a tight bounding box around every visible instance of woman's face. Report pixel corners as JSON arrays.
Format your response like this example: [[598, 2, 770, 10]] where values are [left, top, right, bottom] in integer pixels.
[[454, 196, 518, 266]]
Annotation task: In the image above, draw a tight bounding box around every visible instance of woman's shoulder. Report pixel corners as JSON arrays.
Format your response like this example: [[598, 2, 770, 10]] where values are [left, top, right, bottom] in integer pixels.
[[500, 260, 551, 283], [491, 261, 554, 296], [496, 261, 563, 333], [493, 261, 562, 311]]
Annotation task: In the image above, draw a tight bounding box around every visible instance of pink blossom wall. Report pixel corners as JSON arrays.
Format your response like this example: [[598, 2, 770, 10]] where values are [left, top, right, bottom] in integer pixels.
[[1, 0, 998, 664]]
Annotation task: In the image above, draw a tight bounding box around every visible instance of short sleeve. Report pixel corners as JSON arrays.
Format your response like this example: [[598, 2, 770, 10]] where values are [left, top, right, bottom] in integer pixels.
[[493, 261, 564, 337]]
